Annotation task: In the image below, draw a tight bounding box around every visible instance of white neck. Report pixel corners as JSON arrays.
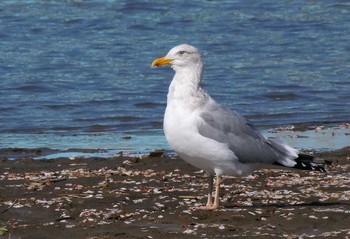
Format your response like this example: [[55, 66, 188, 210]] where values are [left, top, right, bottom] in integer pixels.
[[167, 62, 207, 109]]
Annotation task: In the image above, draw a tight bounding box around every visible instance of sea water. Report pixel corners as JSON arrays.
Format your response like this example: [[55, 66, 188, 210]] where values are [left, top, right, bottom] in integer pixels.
[[1, 1, 349, 158]]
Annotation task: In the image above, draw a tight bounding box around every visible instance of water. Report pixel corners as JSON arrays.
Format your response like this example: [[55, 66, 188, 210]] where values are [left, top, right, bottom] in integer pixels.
[[1, 1, 349, 158]]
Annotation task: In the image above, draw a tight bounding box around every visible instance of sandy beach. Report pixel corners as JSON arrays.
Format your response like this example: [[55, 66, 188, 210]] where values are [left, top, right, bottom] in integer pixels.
[[0, 147, 349, 238]]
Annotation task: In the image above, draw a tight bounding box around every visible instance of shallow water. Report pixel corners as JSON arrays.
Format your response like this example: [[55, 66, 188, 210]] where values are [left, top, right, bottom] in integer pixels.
[[1, 1, 349, 157]]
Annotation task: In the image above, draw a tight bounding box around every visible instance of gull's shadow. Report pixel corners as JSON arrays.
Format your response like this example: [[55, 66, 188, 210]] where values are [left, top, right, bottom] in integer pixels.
[[224, 201, 350, 209]]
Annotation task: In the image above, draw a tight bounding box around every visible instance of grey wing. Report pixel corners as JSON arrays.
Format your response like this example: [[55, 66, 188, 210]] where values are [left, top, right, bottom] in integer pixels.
[[197, 102, 297, 165]]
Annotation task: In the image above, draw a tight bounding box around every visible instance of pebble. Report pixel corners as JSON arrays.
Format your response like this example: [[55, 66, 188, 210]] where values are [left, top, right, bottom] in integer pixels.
[[183, 229, 195, 234]]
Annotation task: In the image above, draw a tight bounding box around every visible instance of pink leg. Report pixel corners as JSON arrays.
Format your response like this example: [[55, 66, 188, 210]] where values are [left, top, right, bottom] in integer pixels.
[[205, 174, 214, 207], [199, 175, 222, 210], [211, 176, 222, 209]]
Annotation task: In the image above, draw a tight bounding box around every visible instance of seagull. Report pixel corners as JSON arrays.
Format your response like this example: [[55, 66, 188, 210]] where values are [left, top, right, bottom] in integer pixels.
[[151, 44, 325, 210]]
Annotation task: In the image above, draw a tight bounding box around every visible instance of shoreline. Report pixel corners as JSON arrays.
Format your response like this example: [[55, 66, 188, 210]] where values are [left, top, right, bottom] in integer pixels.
[[0, 147, 349, 238], [1, 122, 350, 160]]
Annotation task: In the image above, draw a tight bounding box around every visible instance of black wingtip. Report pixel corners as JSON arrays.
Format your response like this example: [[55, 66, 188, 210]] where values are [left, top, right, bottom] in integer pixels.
[[293, 161, 326, 172]]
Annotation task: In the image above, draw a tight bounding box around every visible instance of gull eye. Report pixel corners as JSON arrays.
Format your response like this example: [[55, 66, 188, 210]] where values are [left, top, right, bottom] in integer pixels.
[[178, 50, 187, 55]]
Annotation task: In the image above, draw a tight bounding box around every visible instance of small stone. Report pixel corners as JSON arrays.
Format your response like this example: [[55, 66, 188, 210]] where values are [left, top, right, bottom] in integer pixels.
[[218, 224, 225, 230], [183, 229, 195, 234]]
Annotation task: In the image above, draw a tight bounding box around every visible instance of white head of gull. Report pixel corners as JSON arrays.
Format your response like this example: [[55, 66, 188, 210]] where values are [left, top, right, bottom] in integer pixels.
[[152, 44, 325, 210]]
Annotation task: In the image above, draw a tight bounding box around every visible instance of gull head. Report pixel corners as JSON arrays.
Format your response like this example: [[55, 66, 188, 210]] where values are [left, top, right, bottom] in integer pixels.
[[151, 44, 202, 71]]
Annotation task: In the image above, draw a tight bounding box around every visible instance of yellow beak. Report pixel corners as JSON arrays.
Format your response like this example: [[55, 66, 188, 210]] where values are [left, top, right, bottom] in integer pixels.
[[151, 56, 173, 68]]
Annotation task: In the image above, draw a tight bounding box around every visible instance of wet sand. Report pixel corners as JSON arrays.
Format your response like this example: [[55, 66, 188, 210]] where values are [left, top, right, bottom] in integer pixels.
[[0, 147, 350, 238]]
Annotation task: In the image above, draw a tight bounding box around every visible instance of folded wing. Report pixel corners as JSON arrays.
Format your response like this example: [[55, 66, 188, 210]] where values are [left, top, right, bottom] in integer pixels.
[[197, 99, 298, 167]]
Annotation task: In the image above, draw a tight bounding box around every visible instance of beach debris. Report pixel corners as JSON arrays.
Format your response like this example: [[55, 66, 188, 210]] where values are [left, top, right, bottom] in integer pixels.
[[56, 214, 75, 222], [0, 153, 349, 238], [340, 122, 350, 129], [0, 226, 8, 236], [218, 224, 225, 230], [149, 149, 164, 157], [27, 182, 46, 190], [0, 199, 18, 215]]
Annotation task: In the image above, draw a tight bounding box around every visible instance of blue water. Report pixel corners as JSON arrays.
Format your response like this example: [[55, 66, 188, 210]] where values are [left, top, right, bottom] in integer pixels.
[[1, 1, 350, 157]]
